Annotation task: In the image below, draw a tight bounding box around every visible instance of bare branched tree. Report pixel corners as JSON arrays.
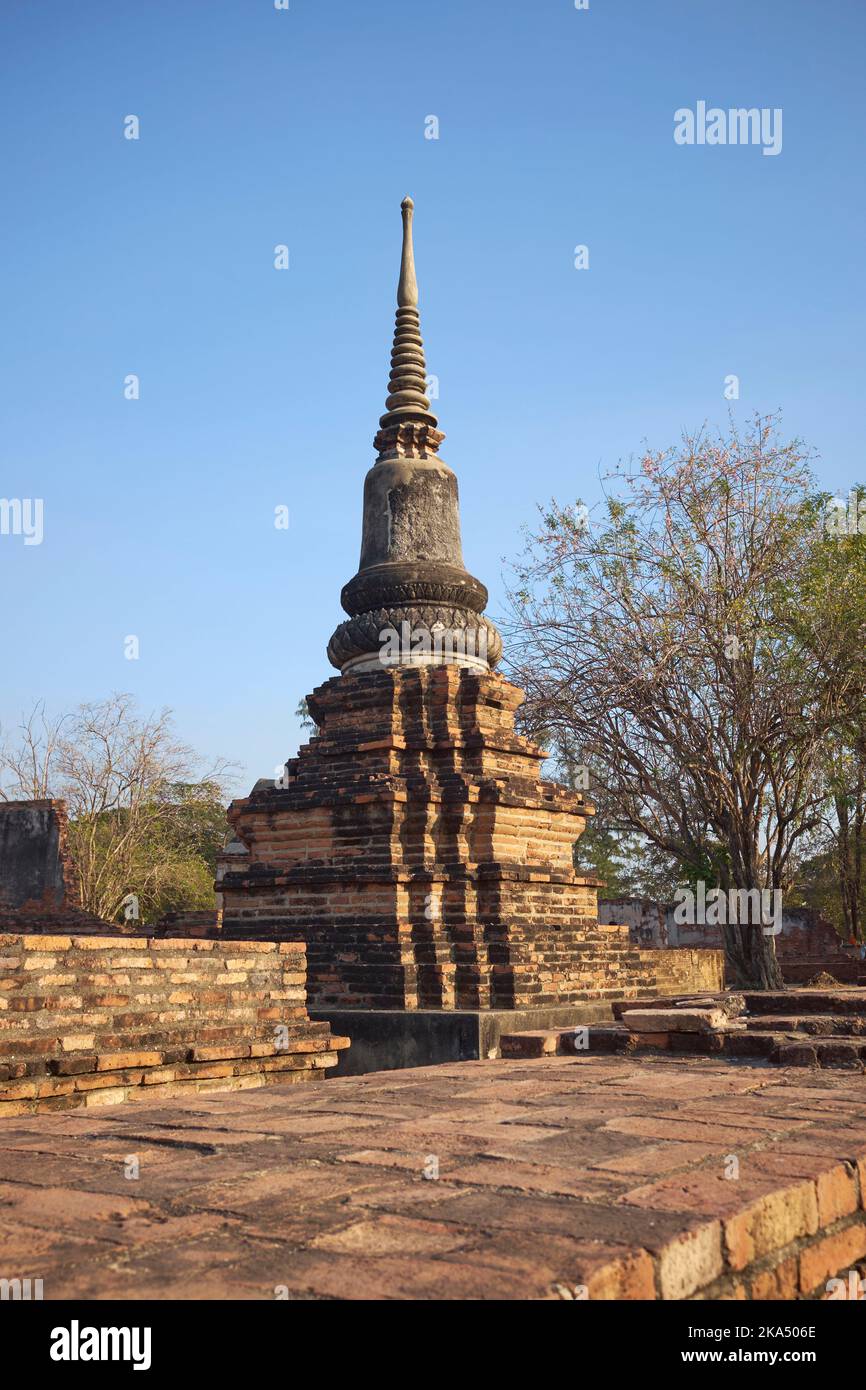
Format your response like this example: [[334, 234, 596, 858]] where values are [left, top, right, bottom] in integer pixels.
[[0, 693, 234, 923], [506, 415, 854, 989]]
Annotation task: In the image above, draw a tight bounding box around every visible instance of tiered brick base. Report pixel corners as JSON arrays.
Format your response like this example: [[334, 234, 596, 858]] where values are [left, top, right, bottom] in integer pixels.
[[221, 668, 721, 1019], [0, 934, 348, 1115]]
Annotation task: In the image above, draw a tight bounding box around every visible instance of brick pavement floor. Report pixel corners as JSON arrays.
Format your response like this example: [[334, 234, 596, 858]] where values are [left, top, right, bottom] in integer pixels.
[[2, 1055, 866, 1300]]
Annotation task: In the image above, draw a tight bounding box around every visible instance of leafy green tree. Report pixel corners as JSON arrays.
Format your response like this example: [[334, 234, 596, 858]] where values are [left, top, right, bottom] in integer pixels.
[[119, 780, 231, 923], [773, 485, 866, 942]]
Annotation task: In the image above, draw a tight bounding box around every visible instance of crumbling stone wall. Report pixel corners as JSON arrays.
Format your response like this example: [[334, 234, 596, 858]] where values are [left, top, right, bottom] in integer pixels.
[[775, 908, 861, 982], [0, 799, 113, 934], [0, 933, 347, 1115]]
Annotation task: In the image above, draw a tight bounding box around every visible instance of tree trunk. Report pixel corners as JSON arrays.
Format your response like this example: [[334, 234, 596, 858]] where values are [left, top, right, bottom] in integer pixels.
[[723, 919, 785, 990]]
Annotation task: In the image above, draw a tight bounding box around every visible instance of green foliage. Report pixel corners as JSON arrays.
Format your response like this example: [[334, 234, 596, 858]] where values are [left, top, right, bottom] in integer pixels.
[[572, 822, 637, 897], [572, 822, 724, 903], [296, 698, 315, 732], [787, 849, 851, 940], [67, 779, 228, 926]]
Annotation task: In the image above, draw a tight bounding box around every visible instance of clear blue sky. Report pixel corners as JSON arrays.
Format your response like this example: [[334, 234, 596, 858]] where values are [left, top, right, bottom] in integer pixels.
[[2, 0, 864, 794]]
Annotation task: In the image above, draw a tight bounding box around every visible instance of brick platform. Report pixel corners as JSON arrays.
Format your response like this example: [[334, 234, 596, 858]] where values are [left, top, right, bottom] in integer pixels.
[[0, 934, 348, 1113], [3, 1054, 866, 1299]]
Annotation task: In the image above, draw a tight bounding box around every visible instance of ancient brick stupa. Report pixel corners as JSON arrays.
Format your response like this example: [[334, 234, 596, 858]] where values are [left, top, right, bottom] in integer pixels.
[[220, 198, 699, 1071]]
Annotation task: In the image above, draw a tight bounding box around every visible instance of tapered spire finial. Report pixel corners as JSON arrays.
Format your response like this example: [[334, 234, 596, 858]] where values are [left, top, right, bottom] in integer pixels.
[[397, 196, 418, 308], [376, 195, 440, 456]]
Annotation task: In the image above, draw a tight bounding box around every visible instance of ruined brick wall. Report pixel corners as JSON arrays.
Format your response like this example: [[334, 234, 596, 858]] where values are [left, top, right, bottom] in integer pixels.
[[0, 933, 347, 1116], [155, 908, 222, 937], [776, 955, 861, 985], [0, 800, 115, 934], [775, 908, 852, 956], [771, 899, 861, 982], [601, 897, 857, 985]]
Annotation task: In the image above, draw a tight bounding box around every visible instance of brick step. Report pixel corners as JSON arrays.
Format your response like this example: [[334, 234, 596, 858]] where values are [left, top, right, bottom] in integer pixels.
[[499, 1023, 866, 1070], [499, 1026, 625, 1059], [0, 1041, 318, 1071], [742, 989, 866, 1017], [0, 1013, 320, 1039], [611, 993, 722, 1020], [763, 1036, 866, 1069], [0, 1006, 309, 1028], [0, 1018, 285, 1036], [612, 990, 866, 1021], [743, 1013, 866, 1036], [0, 1021, 336, 1073], [0, 1029, 350, 1083], [500, 1030, 560, 1058], [0, 1046, 349, 1115], [636, 1028, 866, 1069], [1, 995, 300, 1013], [0, 1010, 305, 1035]]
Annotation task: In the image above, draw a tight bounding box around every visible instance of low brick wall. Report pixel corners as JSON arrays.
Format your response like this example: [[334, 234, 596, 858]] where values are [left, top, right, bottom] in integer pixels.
[[0, 933, 348, 1116], [641, 946, 726, 997], [781, 957, 862, 985]]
